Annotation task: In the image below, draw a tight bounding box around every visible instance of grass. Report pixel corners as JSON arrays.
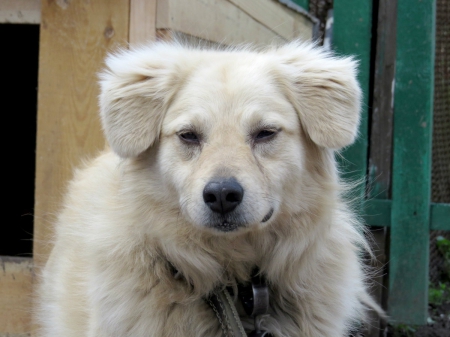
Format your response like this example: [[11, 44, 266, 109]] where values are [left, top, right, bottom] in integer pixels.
[[387, 236, 450, 336]]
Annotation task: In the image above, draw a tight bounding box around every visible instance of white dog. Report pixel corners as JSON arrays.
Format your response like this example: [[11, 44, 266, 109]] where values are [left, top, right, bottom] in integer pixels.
[[36, 40, 380, 337]]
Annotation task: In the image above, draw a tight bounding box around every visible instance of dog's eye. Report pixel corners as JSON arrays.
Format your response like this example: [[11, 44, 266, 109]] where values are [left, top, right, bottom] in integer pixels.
[[178, 132, 200, 144], [255, 129, 276, 142]]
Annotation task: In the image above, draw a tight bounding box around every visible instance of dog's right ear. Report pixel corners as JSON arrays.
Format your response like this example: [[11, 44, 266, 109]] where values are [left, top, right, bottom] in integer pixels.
[[99, 44, 184, 158]]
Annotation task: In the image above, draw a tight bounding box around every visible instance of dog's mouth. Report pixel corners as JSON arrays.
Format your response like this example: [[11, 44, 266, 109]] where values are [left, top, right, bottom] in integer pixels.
[[205, 214, 248, 233], [211, 221, 242, 232], [206, 208, 274, 233]]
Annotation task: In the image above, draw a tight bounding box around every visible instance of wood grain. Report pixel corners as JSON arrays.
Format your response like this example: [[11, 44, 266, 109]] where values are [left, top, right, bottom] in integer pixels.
[[0, 257, 33, 335], [156, 0, 283, 45], [227, 0, 313, 41], [33, 0, 130, 269], [0, 0, 40, 24], [366, 1, 397, 334], [130, 0, 157, 46], [368, 0, 397, 200]]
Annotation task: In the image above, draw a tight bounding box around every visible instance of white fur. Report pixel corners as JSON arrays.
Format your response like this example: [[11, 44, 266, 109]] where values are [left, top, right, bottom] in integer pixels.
[[35, 40, 379, 337]]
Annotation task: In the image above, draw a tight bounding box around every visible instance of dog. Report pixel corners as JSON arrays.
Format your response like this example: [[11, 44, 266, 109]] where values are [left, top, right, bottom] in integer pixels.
[[36, 40, 380, 337]]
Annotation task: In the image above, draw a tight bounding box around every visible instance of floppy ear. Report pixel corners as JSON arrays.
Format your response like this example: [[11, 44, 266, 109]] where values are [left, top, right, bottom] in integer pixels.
[[277, 42, 362, 149], [99, 44, 184, 158]]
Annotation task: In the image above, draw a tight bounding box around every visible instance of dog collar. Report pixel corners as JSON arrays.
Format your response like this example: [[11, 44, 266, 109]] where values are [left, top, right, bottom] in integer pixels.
[[206, 270, 273, 337], [169, 262, 273, 336]]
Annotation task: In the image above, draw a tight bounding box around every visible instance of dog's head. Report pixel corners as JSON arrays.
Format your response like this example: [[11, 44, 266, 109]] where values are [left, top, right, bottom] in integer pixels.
[[99, 41, 361, 234]]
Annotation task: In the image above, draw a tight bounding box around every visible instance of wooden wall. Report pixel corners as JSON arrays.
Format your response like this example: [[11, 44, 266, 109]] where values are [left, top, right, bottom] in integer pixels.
[[34, 0, 130, 268], [2, 1, 131, 335]]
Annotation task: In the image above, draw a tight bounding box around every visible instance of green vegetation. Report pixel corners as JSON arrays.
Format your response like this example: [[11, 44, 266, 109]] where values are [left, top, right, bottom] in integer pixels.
[[389, 323, 417, 337], [429, 282, 450, 306], [436, 236, 450, 281], [429, 236, 450, 307], [388, 236, 450, 336]]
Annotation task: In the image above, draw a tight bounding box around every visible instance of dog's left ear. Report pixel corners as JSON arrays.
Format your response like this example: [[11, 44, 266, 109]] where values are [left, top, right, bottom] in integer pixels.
[[277, 42, 362, 149]]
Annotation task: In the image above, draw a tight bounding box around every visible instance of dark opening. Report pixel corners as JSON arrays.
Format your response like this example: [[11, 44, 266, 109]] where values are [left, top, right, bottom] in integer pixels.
[[1, 24, 39, 256]]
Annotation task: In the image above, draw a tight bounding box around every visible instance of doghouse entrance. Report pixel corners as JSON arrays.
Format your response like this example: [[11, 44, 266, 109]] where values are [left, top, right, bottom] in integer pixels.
[[2, 24, 39, 257]]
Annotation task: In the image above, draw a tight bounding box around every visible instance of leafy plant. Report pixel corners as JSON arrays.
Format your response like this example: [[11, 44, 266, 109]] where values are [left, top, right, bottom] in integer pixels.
[[389, 323, 417, 337], [428, 236, 450, 308], [436, 236, 450, 281], [429, 282, 450, 306]]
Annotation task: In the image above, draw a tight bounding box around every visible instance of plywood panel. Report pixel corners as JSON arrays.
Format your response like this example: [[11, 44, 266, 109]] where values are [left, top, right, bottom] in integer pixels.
[[156, 0, 283, 45], [0, 257, 33, 335], [130, 0, 157, 46], [34, 0, 130, 269], [227, 0, 313, 41], [0, 0, 40, 24]]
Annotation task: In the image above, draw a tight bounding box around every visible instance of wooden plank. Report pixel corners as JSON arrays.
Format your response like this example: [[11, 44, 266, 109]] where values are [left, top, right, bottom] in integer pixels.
[[388, 0, 435, 324], [333, 0, 373, 201], [366, 2, 397, 334], [226, 0, 313, 41], [0, 257, 33, 335], [363, 201, 450, 231], [0, 0, 40, 24], [156, 0, 282, 45], [34, 0, 130, 269], [363, 199, 392, 227], [368, 0, 397, 200], [430, 203, 450, 230], [156, 29, 224, 48], [129, 0, 157, 46]]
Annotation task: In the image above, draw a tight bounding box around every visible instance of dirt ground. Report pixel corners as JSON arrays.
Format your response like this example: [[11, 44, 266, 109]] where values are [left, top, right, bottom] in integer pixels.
[[413, 302, 450, 337]]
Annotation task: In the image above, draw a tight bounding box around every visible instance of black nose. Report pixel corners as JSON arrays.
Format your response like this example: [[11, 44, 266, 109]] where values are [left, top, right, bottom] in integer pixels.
[[203, 178, 244, 214]]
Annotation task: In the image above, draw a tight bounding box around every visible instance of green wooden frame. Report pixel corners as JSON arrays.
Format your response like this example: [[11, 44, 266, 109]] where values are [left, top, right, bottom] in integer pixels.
[[364, 200, 450, 231], [333, 0, 372, 201], [291, 0, 309, 10], [388, 0, 436, 323], [334, 0, 449, 326]]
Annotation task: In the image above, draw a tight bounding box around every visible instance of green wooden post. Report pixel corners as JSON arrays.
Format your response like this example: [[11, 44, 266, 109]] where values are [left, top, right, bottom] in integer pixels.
[[388, 0, 436, 324], [333, 0, 373, 200]]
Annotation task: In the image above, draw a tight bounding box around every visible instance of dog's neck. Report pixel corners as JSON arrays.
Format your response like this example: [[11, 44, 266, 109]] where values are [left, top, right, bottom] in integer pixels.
[[161, 230, 261, 293], [156, 209, 327, 298]]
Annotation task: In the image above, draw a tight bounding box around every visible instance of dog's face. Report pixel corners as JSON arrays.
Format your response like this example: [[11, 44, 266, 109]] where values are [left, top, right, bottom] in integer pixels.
[[159, 57, 304, 232], [99, 42, 361, 234]]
